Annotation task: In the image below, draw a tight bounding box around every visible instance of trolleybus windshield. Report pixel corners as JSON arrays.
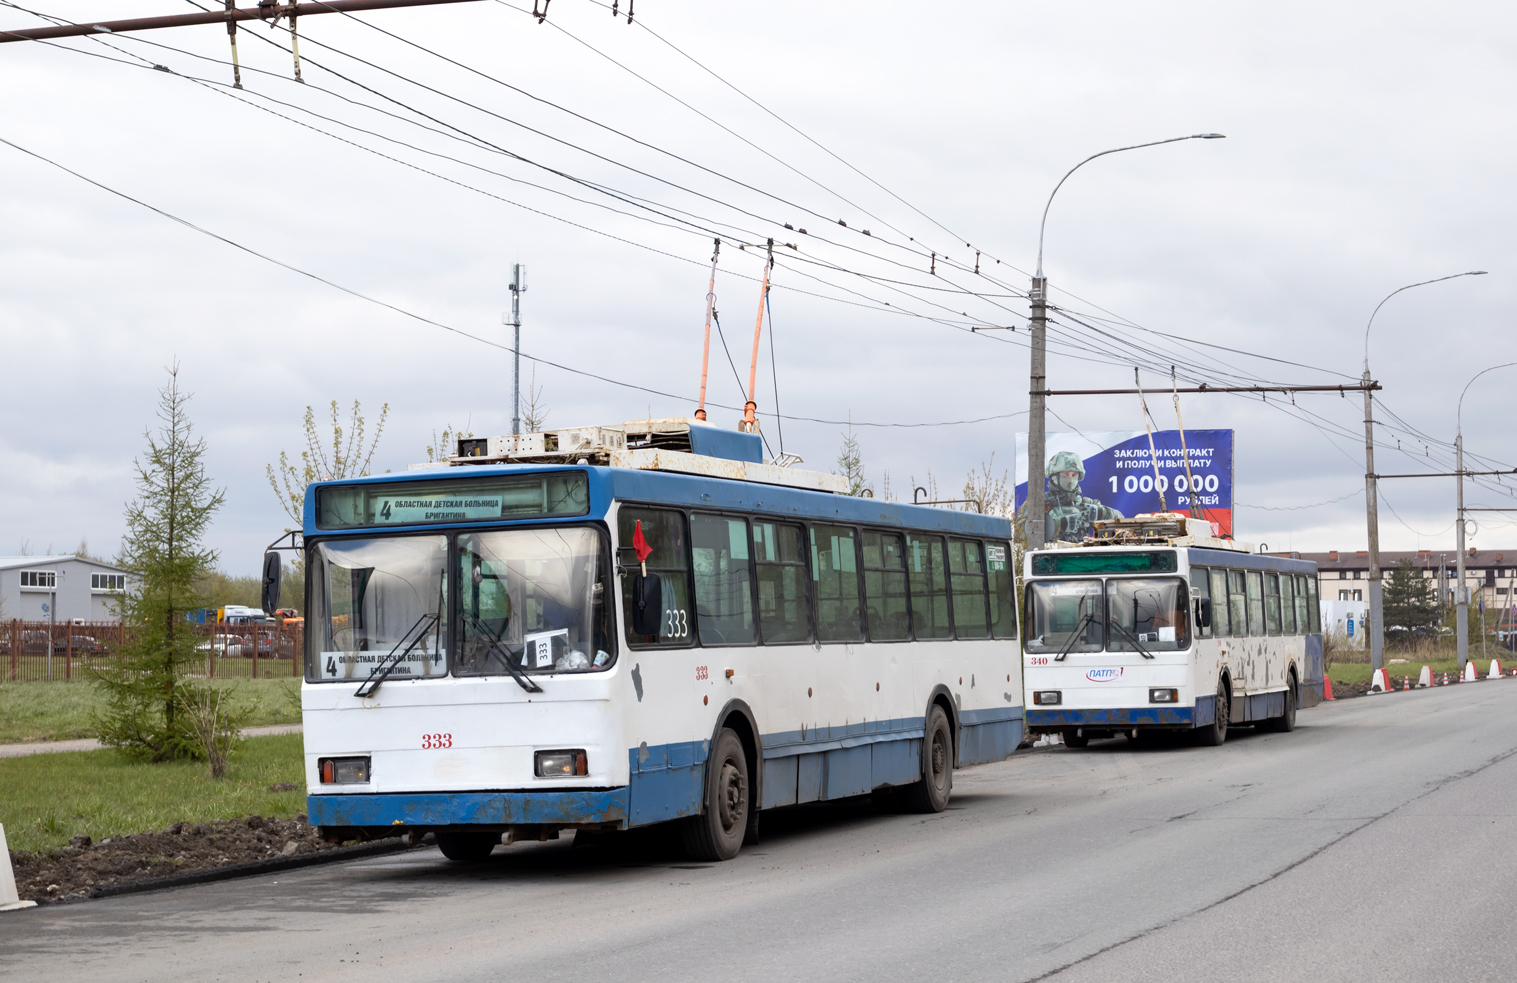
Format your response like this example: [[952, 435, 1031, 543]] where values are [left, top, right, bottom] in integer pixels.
[[310, 535, 449, 682], [1106, 578, 1189, 652], [1025, 580, 1104, 655]]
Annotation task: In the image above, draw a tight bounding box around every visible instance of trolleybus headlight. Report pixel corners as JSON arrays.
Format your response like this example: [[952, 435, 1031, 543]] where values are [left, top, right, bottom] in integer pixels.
[[318, 756, 370, 784], [535, 749, 589, 777], [1032, 690, 1062, 706], [1149, 688, 1179, 704]]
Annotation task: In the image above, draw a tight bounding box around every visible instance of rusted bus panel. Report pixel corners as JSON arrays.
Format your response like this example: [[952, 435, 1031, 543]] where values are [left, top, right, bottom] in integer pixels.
[[307, 789, 630, 829]]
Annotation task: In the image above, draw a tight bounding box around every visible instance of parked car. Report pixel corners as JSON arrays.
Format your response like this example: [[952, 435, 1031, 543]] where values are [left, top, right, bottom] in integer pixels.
[[195, 634, 245, 658], [54, 635, 104, 656]]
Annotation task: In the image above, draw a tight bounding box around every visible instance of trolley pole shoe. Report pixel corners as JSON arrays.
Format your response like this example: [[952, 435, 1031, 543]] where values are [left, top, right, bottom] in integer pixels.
[[1369, 668, 1392, 694], [1, 824, 37, 911], [1489, 659, 1504, 680], [1418, 665, 1433, 688]]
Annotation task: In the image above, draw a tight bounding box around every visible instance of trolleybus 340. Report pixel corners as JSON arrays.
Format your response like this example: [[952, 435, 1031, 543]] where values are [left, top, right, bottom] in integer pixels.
[[1023, 513, 1323, 747], [289, 419, 1024, 862]]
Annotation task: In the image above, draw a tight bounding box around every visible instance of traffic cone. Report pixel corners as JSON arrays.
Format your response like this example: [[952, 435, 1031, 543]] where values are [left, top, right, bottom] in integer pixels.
[[1463, 661, 1479, 683], [1324, 675, 1335, 700], [1417, 665, 1433, 688], [1, 824, 37, 911], [1491, 660, 1504, 680], [1441, 672, 1450, 686], [1401, 675, 1410, 691]]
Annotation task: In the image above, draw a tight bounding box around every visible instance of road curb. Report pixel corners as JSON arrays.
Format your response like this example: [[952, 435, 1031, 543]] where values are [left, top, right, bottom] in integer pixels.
[[30, 837, 416, 906]]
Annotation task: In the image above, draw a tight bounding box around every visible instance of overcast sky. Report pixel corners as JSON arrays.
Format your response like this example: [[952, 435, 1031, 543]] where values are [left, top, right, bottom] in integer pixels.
[[2, 0, 1515, 573]]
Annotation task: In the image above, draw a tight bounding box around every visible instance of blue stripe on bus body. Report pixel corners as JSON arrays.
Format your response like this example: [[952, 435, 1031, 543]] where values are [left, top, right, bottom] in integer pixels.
[[307, 788, 629, 829], [1026, 705, 1199, 728], [309, 710, 1029, 831]]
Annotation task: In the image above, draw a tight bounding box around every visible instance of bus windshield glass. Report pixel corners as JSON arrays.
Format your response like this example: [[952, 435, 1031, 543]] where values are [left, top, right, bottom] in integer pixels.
[[1107, 578, 1189, 652], [455, 527, 613, 675], [310, 536, 449, 682], [1025, 580, 1104, 655]]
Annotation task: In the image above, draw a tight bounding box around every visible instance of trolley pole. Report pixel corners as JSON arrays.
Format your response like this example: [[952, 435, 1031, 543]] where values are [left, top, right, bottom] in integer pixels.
[[506, 263, 525, 435], [1363, 368, 1384, 673], [1025, 277, 1048, 550], [1456, 434, 1469, 670]]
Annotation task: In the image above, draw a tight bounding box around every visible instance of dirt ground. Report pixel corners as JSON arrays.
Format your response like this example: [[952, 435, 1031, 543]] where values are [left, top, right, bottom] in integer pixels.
[[9, 812, 334, 904]]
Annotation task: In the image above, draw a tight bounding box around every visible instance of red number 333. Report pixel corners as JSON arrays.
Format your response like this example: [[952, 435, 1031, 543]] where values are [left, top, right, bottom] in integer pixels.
[[421, 733, 453, 749]]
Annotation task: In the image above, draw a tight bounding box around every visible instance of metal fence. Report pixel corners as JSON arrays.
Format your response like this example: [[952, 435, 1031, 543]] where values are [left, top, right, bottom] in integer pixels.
[[2, 620, 305, 682]]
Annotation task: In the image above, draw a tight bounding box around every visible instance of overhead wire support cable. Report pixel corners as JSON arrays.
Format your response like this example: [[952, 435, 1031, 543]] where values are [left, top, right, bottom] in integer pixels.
[[0, 0, 486, 43]]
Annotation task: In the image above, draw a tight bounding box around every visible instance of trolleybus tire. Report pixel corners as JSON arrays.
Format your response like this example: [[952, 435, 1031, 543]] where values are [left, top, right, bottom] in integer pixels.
[[1195, 680, 1229, 747], [903, 705, 953, 813], [1272, 676, 1298, 733], [681, 727, 750, 862], [435, 830, 498, 863], [1062, 729, 1090, 748]]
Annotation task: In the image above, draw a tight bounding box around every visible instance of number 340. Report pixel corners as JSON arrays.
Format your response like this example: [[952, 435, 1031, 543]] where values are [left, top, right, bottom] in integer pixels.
[[421, 733, 452, 749]]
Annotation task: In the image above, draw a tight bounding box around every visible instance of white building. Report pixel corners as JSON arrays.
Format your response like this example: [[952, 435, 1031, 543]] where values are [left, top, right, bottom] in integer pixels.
[[0, 556, 139, 623], [1319, 598, 1369, 649]]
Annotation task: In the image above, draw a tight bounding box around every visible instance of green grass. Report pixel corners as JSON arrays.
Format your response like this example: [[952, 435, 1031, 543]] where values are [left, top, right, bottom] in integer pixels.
[[0, 678, 301, 745], [0, 733, 307, 854], [1329, 655, 1509, 686]]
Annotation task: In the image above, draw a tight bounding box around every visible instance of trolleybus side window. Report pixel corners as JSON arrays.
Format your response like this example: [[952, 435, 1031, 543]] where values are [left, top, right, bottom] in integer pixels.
[[1107, 577, 1189, 652], [1294, 574, 1311, 633], [1207, 568, 1230, 637], [862, 530, 911, 641], [1246, 570, 1265, 636], [691, 513, 757, 646], [1304, 576, 1320, 632], [456, 526, 614, 674], [1227, 570, 1247, 638], [948, 539, 991, 639], [811, 524, 864, 642], [985, 541, 1017, 639], [1281, 574, 1297, 635], [906, 533, 952, 639], [618, 507, 694, 648], [753, 520, 811, 644], [1192, 566, 1212, 638], [1264, 573, 1283, 636]]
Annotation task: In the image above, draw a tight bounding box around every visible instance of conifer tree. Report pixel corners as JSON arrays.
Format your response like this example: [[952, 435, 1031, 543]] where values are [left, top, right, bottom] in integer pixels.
[[96, 364, 225, 760], [1383, 557, 1439, 647]]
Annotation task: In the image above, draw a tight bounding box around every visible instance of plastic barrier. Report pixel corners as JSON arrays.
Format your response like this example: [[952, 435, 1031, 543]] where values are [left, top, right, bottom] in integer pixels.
[[1369, 668, 1392, 694], [1417, 665, 1433, 688], [1463, 661, 1479, 683], [1490, 659, 1504, 680], [1324, 675, 1335, 700]]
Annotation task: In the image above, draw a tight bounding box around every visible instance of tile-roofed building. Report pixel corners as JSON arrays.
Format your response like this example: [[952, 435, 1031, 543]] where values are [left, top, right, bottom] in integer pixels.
[[1290, 548, 1517, 617]]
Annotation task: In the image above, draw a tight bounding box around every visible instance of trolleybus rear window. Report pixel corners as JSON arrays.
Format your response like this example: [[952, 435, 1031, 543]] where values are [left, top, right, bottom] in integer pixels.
[[316, 472, 589, 529], [1031, 551, 1177, 576]]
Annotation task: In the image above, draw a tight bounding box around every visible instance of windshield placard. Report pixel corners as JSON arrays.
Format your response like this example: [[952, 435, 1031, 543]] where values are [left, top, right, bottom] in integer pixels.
[[374, 494, 504, 524]]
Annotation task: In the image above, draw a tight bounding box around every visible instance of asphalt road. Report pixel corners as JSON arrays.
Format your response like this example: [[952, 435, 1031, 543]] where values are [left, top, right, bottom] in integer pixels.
[[3, 682, 1515, 982]]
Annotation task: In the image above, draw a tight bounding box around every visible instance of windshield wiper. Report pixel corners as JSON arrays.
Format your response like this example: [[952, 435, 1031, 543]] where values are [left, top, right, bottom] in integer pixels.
[[1054, 612, 1094, 662], [1109, 619, 1157, 659], [463, 614, 544, 694], [355, 612, 440, 698]]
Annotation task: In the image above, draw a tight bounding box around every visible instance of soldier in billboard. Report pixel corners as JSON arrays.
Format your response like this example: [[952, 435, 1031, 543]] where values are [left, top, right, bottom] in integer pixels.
[[1045, 450, 1123, 542]]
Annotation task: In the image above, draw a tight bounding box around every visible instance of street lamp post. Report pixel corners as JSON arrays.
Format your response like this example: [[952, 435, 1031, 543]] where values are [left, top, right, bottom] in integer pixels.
[[1455, 361, 1517, 669], [1025, 134, 1224, 550], [1361, 272, 1486, 673]]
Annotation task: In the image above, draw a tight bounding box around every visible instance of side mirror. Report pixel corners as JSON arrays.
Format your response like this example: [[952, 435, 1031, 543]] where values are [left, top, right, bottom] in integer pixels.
[[631, 572, 663, 636], [1195, 596, 1212, 630], [261, 552, 282, 615]]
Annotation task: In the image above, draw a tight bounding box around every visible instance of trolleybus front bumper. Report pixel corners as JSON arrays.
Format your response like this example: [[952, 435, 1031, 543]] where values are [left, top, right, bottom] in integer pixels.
[[308, 788, 630, 831], [1026, 695, 1216, 731]]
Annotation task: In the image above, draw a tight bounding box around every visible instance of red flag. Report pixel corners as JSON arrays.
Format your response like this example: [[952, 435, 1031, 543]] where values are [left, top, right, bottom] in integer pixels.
[[632, 520, 653, 564]]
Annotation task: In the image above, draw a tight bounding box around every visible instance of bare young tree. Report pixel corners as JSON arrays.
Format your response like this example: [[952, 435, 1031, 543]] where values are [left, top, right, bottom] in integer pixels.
[[426, 423, 474, 464], [521, 366, 550, 433], [266, 400, 389, 526], [960, 454, 1015, 517]]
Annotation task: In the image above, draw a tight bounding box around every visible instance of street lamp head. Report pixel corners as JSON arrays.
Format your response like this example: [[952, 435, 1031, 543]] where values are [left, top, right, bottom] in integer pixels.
[[1193, 133, 1227, 139], [1471, 271, 1489, 275]]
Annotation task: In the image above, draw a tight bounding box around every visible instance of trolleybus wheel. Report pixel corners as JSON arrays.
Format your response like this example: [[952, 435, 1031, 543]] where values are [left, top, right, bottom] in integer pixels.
[[435, 830, 498, 863], [1272, 675, 1297, 733], [1062, 729, 1089, 749], [904, 705, 953, 813], [681, 727, 750, 862], [1195, 680, 1229, 747]]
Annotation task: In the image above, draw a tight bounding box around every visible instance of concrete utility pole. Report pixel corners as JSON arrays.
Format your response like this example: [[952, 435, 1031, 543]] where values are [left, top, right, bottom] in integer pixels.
[[1361, 271, 1484, 674], [1025, 133, 1223, 550], [506, 263, 526, 435], [1456, 433, 1468, 669]]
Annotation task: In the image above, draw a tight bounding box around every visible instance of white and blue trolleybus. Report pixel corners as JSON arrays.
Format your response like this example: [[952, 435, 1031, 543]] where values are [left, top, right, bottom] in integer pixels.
[[1023, 513, 1323, 747], [296, 419, 1024, 861]]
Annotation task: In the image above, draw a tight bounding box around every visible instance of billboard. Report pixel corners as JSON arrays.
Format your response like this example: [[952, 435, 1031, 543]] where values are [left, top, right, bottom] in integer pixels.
[[1014, 430, 1234, 542]]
